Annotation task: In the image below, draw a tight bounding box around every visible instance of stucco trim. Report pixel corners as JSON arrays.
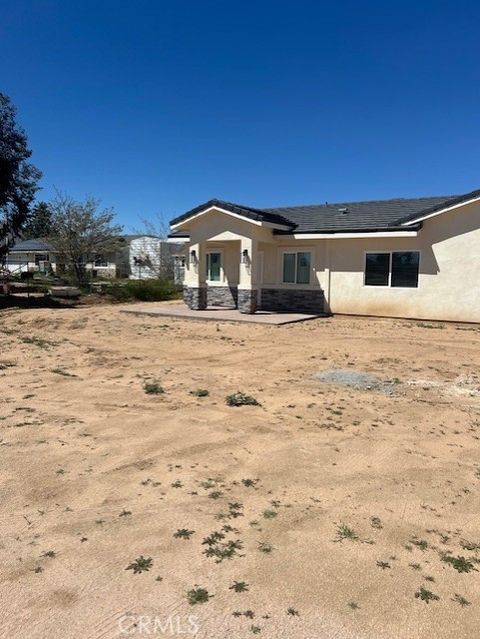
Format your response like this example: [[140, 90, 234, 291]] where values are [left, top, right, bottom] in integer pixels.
[[277, 231, 419, 240]]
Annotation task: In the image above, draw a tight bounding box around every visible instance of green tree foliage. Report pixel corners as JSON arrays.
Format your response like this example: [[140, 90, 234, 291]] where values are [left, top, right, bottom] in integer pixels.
[[0, 93, 41, 261], [22, 201, 53, 239], [48, 192, 123, 286]]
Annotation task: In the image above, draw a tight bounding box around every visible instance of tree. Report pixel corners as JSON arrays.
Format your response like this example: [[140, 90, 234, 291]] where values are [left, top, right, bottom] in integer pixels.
[[0, 93, 42, 262], [22, 201, 53, 239], [48, 192, 123, 286]]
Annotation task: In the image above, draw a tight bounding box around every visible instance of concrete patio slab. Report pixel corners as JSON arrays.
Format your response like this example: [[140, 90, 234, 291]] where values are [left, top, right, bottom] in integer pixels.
[[121, 302, 326, 325]]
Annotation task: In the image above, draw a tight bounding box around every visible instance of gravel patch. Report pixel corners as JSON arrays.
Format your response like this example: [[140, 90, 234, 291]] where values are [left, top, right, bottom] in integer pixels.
[[313, 369, 400, 395]]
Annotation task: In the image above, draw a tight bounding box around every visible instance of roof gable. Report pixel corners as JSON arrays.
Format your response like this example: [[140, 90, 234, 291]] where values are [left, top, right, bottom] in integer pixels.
[[170, 199, 293, 230]]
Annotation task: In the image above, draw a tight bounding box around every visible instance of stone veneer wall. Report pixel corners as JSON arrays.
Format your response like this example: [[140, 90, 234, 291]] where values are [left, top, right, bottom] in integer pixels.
[[206, 286, 238, 308], [237, 289, 257, 314], [261, 288, 325, 313], [183, 286, 325, 314], [183, 286, 207, 310]]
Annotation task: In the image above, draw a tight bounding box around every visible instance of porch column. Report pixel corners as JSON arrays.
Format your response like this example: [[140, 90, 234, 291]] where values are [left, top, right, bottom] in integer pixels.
[[238, 237, 257, 314], [183, 241, 207, 310]]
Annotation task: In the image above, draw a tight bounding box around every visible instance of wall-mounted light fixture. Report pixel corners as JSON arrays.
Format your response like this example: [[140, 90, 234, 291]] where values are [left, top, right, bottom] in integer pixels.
[[241, 249, 249, 264], [190, 249, 197, 264]]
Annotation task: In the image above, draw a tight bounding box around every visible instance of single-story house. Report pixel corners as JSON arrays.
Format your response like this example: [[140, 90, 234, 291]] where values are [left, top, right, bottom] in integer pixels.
[[168, 188, 480, 322], [5, 235, 184, 281]]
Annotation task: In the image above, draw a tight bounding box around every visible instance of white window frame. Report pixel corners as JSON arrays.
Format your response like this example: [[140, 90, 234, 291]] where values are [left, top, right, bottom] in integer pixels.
[[363, 250, 421, 288], [281, 249, 312, 285], [205, 249, 224, 284]]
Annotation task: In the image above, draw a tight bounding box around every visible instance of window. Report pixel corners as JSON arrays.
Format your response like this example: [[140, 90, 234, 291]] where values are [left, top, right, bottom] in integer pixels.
[[94, 257, 109, 267], [282, 251, 311, 284], [34, 253, 49, 265], [365, 253, 390, 286], [365, 251, 419, 288], [206, 252, 221, 281], [391, 251, 419, 288]]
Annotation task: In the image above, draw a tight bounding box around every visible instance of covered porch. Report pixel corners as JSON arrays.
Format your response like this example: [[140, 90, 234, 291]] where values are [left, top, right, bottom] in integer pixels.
[[170, 200, 326, 315], [184, 236, 261, 314]]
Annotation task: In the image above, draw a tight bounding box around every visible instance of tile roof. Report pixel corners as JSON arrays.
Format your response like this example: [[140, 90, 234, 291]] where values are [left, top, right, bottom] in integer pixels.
[[169, 188, 479, 235], [264, 196, 453, 233], [9, 237, 54, 252]]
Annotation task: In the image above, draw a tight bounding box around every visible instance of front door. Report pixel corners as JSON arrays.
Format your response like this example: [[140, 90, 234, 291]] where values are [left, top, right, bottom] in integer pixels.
[[256, 251, 264, 308]]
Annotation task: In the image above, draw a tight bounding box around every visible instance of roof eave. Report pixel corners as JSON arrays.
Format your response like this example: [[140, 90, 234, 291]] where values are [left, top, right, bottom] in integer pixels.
[[274, 224, 421, 238]]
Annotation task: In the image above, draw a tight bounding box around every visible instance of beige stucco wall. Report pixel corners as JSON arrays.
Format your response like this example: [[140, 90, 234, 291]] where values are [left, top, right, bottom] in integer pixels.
[[258, 240, 325, 289], [325, 202, 480, 322], [178, 202, 480, 322], [183, 210, 276, 290]]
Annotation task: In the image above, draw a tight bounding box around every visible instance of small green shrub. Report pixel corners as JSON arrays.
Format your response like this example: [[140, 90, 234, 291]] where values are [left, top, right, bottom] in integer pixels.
[[262, 510, 277, 519], [334, 524, 359, 542], [125, 556, 153, 574], [410, 537, 429, 551], [414, 587, 439, 603], [226, 392, 260, 407], [440, 554, 476, 573], [107, 279, 180, 303], [452, 593, 471, 607], [230, 581, 249, 592], [143, 380, 163, 395], [173, 529, 195, 539], [187, 587, 212, 605]]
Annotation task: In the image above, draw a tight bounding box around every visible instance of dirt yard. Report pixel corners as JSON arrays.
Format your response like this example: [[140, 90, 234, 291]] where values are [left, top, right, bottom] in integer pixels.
[[1, 304, 479, 639]]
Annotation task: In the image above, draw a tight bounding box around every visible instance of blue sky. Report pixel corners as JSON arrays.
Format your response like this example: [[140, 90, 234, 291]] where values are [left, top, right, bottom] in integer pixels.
[[1, 1, 479, 229]]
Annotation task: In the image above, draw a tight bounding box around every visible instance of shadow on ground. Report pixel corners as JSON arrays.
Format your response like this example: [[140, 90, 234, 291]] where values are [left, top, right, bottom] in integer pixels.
[[0, 294, 69, 310]]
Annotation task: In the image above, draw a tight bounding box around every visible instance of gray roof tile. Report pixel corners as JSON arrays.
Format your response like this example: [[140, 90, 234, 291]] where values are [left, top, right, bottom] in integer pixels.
[[10, 238, 53, 252], [264, 196, 453, 233]]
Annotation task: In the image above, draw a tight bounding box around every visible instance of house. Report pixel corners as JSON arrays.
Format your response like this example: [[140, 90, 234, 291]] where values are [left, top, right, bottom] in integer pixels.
[[126, 235, 185, 282], [4, 238, 56, 276], [168, 188, 480, 322], [5, 235, 183, 280]]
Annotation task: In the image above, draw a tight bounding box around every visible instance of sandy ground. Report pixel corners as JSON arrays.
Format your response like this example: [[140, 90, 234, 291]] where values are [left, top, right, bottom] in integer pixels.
[[0, 303, 479, 639]]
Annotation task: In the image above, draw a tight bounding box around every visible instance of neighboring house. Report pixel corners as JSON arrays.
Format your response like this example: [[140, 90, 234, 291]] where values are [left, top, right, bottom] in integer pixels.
[[5, 235, 182, 280], [126, 234, 185, 281], [5, 238, 58, 275], [168, 188, 480, 322]]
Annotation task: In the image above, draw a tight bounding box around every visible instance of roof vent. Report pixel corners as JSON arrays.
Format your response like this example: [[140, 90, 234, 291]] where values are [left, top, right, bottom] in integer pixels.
[[338, 207, 349, 215]]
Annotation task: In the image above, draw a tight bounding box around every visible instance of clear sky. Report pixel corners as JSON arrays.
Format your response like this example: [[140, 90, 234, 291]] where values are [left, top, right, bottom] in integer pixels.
[[1, 0, 479, 230]]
